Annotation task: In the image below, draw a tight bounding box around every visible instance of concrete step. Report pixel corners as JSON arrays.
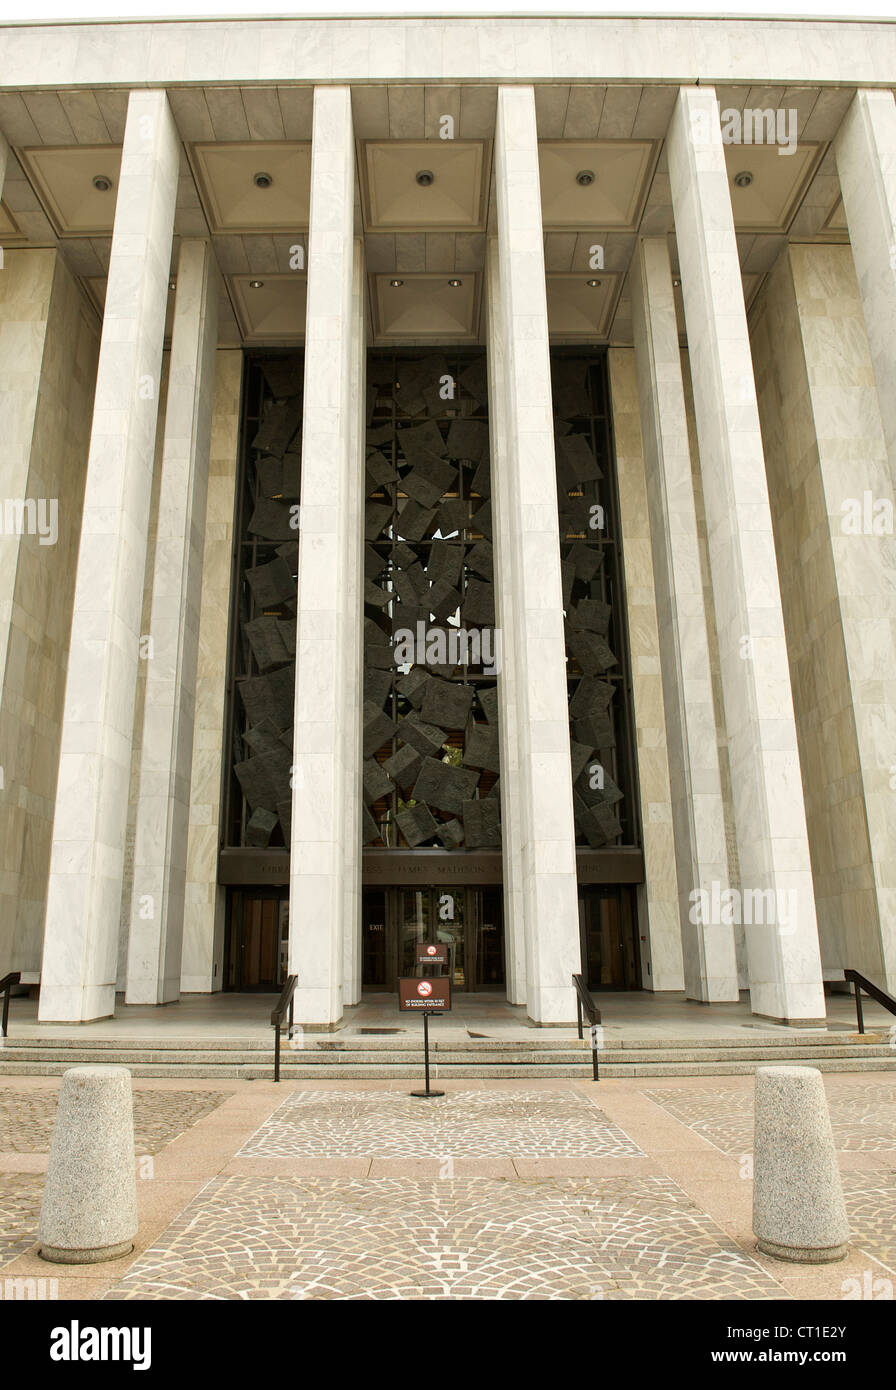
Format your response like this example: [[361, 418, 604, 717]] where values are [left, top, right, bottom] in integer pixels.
[[0, 1042, 891, 1065], [0, 1039, 892, 1080], [0, 1057, 892, 1079], [2, 1030, 890, 1050], [1, 1026, 892, 1079]]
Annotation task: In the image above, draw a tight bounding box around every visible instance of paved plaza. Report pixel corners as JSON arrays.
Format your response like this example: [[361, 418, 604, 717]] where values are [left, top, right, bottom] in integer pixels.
[[0, 1073, 893, 1301]]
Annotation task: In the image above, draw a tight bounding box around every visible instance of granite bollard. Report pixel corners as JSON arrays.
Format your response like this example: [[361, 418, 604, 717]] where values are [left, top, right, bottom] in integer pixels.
[[39, 1066, 138, 1264], [752, 1065, 849, 1263]]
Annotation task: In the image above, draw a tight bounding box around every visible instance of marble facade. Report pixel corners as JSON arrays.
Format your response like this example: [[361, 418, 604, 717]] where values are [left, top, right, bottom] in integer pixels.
[[0, 16, 891, 1024]]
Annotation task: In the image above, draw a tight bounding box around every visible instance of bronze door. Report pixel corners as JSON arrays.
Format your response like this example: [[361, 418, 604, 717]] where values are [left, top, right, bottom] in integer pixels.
[[225, 889, 288, 991], [578, 886, 640, 991]]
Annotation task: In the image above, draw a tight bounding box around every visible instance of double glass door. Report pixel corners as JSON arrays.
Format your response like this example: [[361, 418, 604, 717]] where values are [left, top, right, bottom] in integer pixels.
[[362, 887, 504, 992]]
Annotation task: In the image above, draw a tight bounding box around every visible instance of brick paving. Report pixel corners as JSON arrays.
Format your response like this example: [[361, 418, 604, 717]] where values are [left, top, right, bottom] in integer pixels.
[[238, 1088, 643, 1160], [838, 1170, 896, 1276], [0, 1076, 893, 1301], [102, 1174, 785, 1301], [0, 1173, 44, 1266], [643, 1081, 896, 1155], [0, 1088, 228, 1154]]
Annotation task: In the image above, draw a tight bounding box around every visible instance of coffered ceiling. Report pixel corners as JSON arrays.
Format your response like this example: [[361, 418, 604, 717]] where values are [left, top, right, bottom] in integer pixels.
[[822, 196, 849, 236], [230, 273, 308, 344], [0, 202, 23, 244], [539, 141, 658, 231], [359, 141, 489, 233], [547, 274, 622, 340], [724, 142, 824, 235], [18, 145, 122, 237], [0, 79, 873, 350], [371, 273, 481, 344], [189, 141, 312, 235]]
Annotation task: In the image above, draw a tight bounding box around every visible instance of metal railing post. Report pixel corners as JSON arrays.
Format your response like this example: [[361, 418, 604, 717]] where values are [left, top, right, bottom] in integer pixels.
[[271, 974, 298, 1082], [1, 973, 21, 1039], [854, 978, 865, 1035]]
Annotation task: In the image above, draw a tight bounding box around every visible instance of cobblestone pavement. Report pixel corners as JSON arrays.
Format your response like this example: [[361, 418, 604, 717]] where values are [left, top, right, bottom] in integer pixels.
[[1, 1077, 893, 1301], [839, 1170, 896, 1276], [239, 1088, 643, 1160], [643, 1081, 896, 1155], [0, 1174, 44, 1266], [0, 1088, 228, 1154], [102, 1174, 786, 1301]]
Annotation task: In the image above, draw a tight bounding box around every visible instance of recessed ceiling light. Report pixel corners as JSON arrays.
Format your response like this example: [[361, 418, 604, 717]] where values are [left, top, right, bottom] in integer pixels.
[[586, 278, 601, 288], [169, 279, 177, 291], [253, 171, 273, 189], [92, 174, 113, 192], [249, 280, 264, 289], [390, 278, 404, 287], [416, 170, 435, 187], [448, 278, 462, 288], [575, 169, 595, 187], [672, 277, 681, 288], [733, 170, 754, 188]]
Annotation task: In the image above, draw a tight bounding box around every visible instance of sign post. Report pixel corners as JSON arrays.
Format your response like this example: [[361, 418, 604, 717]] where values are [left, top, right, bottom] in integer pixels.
[[398, 976, 451, 1098]]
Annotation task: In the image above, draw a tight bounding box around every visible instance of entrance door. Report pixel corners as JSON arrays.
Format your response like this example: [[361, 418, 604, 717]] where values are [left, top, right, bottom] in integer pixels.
[[578, 885, 641, 990], [397, 887, 468, 987], [361, 887, 505, 992], [225, 889, 289, 991]]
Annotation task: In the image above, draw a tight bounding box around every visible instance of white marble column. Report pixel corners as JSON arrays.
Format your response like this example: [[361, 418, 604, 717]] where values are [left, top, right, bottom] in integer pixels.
[[289, 87, 360, 1027], [667, 86, 825, 1022], [486, 236, 526, 1005], [182, 349, 243, 993], [834, 90, 896, 485], [342, 235, 365, 1009], [608, 350, 686, 993], [493, 86, 579, 1024], [39, 90, 180, 1022], [631, 237, 739, 1002], [125, 240, 219, 1004], [753, 243, 896, 994]]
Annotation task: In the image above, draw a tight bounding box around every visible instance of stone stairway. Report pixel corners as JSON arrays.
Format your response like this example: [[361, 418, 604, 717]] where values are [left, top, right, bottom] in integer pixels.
[[0, 1031, 892, 1080]]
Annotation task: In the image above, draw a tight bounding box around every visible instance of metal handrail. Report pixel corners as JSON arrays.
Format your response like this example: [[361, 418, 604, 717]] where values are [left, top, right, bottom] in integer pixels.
[[270, 974, 298, 1082], [572, 973, 601, 1081], [844, 969, 896, 1036], [1, 972, 21, 1039]]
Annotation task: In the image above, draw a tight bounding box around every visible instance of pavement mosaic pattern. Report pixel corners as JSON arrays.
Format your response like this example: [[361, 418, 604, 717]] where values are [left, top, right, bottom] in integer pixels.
[[103, 1174, 786, 1301], [0, 1089, 228, 1155], [0, 1174, 44, 1266], [238, 1088, 643, 1160], [839, 1169, 896, 1277], [643, 1081, 896, 1155]]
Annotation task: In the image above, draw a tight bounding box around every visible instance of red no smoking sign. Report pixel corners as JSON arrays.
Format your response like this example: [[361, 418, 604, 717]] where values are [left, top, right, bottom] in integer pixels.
[[399, 977, 451, 1011], [415, 942, 449, 966]]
